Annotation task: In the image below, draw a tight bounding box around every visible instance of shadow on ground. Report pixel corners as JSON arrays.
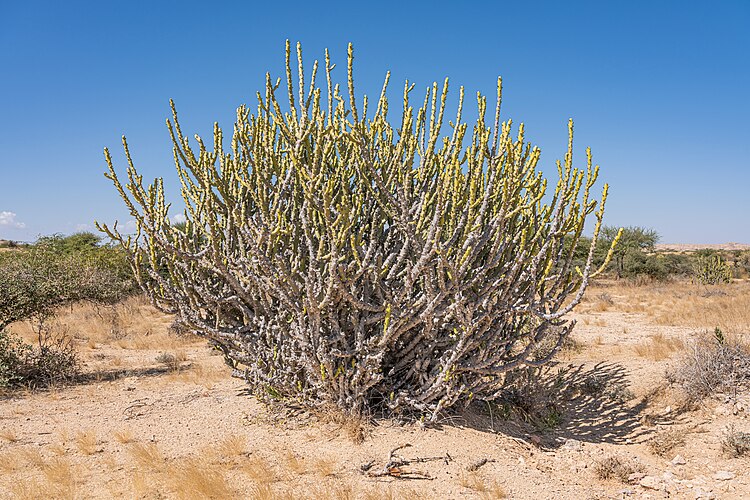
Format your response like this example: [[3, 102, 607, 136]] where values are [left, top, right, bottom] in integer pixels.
[[452, 362, 664, 448]]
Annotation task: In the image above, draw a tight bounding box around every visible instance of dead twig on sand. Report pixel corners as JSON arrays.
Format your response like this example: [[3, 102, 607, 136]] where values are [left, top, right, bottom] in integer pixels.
[[366, 443, 452, 480], [466, 458, 495, 472]]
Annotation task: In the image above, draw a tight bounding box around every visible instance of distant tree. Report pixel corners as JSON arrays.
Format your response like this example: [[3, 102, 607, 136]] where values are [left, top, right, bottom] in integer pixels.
[[602, 226, 659, 278]]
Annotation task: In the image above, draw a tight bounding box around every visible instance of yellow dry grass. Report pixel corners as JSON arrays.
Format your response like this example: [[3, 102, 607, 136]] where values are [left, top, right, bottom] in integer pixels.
[[586, 280, 750, 333], [633, 333, 684, 360], [75, 429, 100, 455], [113, 428, 135, 444], [241, 455, 279, 484], [6, 295, 193, 350], [0, 429, 19, 443], [167, 457, 235, 499], [459, 472, 507, 499], [128, 442, 167, 472]]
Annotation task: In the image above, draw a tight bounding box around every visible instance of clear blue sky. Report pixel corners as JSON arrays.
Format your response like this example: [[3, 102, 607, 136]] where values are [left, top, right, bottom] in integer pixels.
[[1, 1, 748, 243]]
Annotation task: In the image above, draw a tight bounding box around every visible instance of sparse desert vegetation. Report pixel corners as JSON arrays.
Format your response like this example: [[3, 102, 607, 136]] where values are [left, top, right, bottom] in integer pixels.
[[2, 43, 749, 500], [0, 269, 749, 497]]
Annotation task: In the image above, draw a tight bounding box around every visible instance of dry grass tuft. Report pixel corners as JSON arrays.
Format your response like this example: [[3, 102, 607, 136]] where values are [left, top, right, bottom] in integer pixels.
[[312, 456, 338, 477], [0, 451, 21, 473], [48, 442, 68, 456], [166, 361, 227, 388], [75, 430, 100, 455], [128, 442, 167, 472], [633, 333, 684, 360], [113, 429, 135, 444], [460, 472, 507, 498], [0, 429, 20, 443], [216, 434, 247, 458], [648, 428, 686, 456], [41, 457, 78, 497], [594, 455, 644, 482], [315, 405, 369, 444], [19, 447, 46, 468], [241, 455, 279, 484], [282, 450, 307, 475], [6, 456, 79, 499], [168, 457, 234, 499], [155, 350, 188, 371], [248, 483, 278, 500]]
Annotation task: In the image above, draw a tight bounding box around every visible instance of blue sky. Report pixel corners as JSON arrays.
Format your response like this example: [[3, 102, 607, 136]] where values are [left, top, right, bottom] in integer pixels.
[[1, 0, 748, 243]]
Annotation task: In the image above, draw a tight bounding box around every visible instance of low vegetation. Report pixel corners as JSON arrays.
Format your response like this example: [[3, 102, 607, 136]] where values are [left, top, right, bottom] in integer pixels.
[[668, 328, 750, 403], [0, 233, 135, 390]]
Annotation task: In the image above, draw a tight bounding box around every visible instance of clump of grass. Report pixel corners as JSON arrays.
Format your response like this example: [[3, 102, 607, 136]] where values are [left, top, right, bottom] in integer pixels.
[[155, 350, 188, 371], [594, 455, 644, 482], [168, 457, 234, 499], [241, 455, 278, 484], [460, 472, 507, 499], [648, 428, 686, 457], [315, 405, 368, 443], [75, 430, 100, 455], [668, 328, 750, 402], [0, 429, 20, 443], [0, 450, 21, 473], [128, 442, 166, 472], [633, 333, 683, 361], [282, 450, 307, 475], [215, 434, 246, 458], [113, 429, 135, 444], [312, 456, 338, 477], [722, 425, 750, 457]]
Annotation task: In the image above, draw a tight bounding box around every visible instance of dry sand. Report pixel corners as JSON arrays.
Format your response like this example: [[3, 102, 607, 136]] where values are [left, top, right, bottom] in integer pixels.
[[1, 283, 750, 499]]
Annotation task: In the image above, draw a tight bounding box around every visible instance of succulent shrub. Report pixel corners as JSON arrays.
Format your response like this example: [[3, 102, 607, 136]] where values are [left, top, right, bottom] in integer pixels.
[[99, 42, 618, 419], [694, 254, 732, 285]]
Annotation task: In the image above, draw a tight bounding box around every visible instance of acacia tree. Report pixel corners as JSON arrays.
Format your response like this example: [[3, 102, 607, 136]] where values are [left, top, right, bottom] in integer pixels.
[[98, 42, 619, 420]]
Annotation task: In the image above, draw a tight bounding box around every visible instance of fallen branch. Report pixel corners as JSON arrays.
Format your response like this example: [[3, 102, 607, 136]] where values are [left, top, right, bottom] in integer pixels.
[[366, 443, 451, 479], [466, 458, 495, 472]]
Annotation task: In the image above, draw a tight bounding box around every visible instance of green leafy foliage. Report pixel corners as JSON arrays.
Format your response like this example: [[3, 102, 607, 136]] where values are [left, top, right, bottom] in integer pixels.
[[0, 232, 134, 390], [0, 233, 134, 330]]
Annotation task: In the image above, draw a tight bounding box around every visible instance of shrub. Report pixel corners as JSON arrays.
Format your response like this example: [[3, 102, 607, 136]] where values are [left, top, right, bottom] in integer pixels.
[[0, 329, 32, 388], [669, 328, 750, 402], [722, 425, 750, 457], [99, 42, 617, 419], [594, 455, 644, 482], [603, 226, 658, 279], [0, 326, 79, 390], [0, 238, 133, 330], [693, 254, 732, 285]]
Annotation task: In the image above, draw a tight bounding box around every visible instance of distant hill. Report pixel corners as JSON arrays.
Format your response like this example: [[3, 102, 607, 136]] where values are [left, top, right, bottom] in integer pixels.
[[655, 242, 750, 252]]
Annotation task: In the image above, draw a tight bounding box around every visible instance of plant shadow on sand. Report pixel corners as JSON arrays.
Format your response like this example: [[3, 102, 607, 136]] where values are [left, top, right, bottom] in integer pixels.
[[441, 362, 660, 449]]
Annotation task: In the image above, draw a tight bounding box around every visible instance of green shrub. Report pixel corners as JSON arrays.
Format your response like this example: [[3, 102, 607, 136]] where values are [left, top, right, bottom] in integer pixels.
[[0, 326, 79, 390], [0, 232, 132, 390], [693, 254, 732, 285], [99, 42, 617, 419], [0, 236, 134, 330], [0, 329, 32, 388]]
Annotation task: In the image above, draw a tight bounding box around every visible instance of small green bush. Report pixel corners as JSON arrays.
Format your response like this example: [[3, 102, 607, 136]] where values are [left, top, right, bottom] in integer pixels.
[[0, 235, 134, 330], [0, 232, 133, 390], [0, 326, 79, 390], [693, 254, 732, 285]]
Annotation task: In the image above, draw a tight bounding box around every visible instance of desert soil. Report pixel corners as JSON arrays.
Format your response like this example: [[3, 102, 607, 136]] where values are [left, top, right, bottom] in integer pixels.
[[1, 282, 750, 499]]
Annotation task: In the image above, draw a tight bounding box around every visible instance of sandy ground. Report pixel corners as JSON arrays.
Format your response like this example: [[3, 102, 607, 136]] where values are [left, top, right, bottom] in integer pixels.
[[1, 283, 750, 499]]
